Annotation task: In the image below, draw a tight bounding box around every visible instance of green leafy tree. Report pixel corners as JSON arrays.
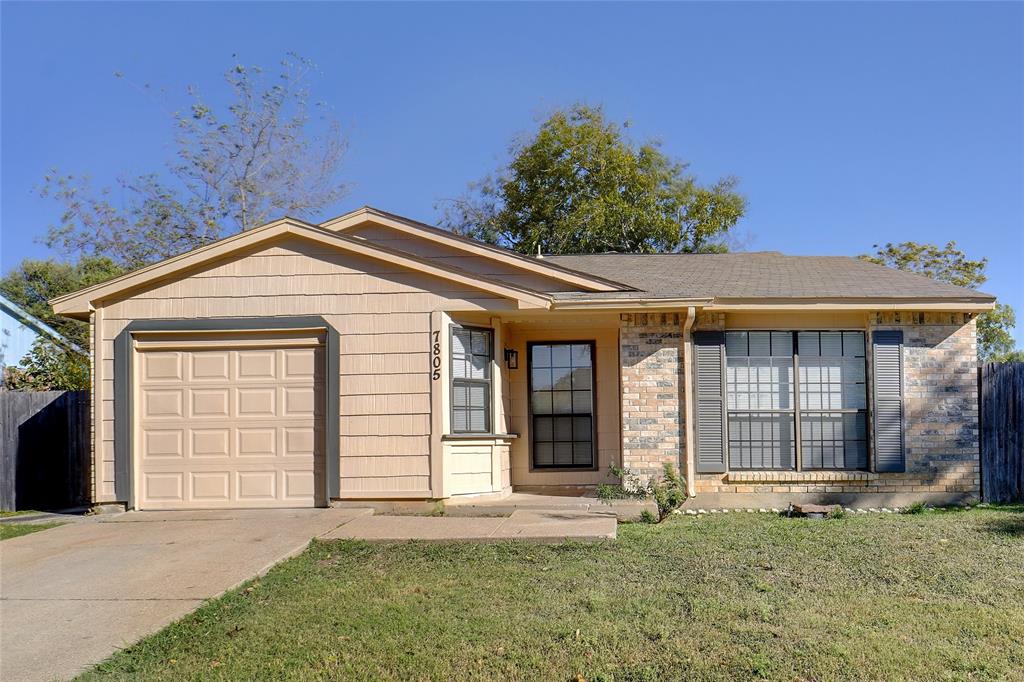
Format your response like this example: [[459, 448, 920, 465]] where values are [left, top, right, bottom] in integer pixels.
[[1, 256, 126, 350], [3, 339, 89, 391], [439, 104, 746, 255], [1, 256, 126, 390], [860, 241, 1018, 362], [41, 53, 349, 269]]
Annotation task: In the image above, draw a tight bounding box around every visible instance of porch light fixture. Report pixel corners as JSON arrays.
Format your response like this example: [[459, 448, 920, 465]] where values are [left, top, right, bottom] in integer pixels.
[[503, 347, 519, 369]]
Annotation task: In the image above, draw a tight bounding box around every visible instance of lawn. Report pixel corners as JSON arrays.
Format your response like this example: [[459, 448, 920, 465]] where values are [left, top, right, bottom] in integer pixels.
[[79, 506, 1024, 682], [0, 521, 63, 540]]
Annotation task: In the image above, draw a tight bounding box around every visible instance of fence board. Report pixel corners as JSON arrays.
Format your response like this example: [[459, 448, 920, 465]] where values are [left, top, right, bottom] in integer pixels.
[[980, 362, 1024, 503], [0, 390, 91, 511]]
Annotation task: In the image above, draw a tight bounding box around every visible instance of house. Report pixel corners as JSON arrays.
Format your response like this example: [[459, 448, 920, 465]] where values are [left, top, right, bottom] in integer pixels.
[[2, 293, 84, 373], [50, 207, 995, 511]]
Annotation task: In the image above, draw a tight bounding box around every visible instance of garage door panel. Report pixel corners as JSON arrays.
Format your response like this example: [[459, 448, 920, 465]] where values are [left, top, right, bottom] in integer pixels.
[[237, 471, 277, 500], [138, 343, 322, 510], [237, 387, 276, 416], [191, 352, 230, 381], [143, 389, 184, 418], [283, 427, 316, 456], [143, 429, 184, 459], [283, 470, 315, 499], [283, 386, 316, 416], [192, 429, 231, 458], [238, 428, 277, 457], [284, 349, 317, 378], [237, 350, 277, 380], [144, 473, 184, 502], [143, 352, 182, 381], [191, 389, 230, 418], [191, 472, 230, 501]]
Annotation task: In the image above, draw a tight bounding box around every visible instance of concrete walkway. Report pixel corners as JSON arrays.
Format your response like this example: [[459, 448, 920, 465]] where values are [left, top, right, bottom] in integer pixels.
[[1, 506, 615, 681], [323, 509, 617, 543], [444, 492, 656, 521], [0, 508, 370, 682]]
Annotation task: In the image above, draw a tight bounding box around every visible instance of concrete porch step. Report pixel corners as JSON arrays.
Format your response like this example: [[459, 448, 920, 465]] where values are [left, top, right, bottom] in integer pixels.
[[443, 492, 656, 522], [320, 509, 616, 543]]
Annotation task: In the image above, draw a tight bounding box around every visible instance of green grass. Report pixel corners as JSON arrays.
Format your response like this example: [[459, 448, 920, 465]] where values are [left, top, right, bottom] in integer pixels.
[[0, 521, 63, 540], [0, 509, 40, 518], [80, 505, 1024, 682]]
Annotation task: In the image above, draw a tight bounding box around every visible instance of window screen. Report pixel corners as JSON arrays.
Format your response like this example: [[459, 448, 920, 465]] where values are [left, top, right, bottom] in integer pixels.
[[797, 331, 868, 469], [724, 330, 868, 471], [725, 332, 795, 469], [451, 327, 492, 434], [530, 342, 595, 468]]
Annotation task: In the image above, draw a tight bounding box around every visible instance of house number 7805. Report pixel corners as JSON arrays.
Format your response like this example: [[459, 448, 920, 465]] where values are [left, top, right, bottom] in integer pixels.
[[431, 330, 441, 380]]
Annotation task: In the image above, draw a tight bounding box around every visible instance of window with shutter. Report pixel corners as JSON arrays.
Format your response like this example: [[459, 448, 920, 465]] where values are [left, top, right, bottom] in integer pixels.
[[450, 326, 492, 434], [706, 330, 871, 473]]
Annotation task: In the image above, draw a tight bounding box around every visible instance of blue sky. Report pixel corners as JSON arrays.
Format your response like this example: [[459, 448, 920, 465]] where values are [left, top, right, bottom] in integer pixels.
[[2, 2, 1022, 343]]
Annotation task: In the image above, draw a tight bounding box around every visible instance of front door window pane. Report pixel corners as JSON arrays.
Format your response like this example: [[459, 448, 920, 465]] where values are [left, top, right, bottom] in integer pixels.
[[531, 342, 595, 468]]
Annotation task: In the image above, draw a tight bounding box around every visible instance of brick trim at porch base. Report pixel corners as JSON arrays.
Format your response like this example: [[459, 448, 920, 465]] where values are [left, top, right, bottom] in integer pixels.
[[726, 471, 878, 483]]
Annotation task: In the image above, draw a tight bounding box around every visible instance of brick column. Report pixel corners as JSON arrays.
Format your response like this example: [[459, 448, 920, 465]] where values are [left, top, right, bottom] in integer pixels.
[[619, 313, 683, 482]]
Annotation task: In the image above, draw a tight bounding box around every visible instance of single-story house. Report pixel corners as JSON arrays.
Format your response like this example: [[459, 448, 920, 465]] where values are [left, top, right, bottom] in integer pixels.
[[51, 207, 995, 511]]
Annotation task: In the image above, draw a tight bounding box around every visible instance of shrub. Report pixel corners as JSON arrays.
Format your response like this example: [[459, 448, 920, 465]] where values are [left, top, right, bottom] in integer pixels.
[[902, 501, 929, 515], [828, 506, 848, 520], [595, 464, 649, 503], [597, 462, 688, 522], [650, 463, 686, 520]]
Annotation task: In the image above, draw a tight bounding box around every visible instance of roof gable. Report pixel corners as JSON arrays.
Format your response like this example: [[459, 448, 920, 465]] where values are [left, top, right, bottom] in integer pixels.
[[51, 218, 552, 318], [320, 206, 630, 293]]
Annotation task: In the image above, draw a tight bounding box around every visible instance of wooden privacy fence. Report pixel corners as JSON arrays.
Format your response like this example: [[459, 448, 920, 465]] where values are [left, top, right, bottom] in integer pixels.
[[0, 390, 90, 511], [980, 362, 1024, 503]]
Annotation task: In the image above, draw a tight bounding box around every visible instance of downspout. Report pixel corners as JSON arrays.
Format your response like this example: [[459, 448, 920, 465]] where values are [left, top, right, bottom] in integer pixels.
[[681, 306, 697, 498]]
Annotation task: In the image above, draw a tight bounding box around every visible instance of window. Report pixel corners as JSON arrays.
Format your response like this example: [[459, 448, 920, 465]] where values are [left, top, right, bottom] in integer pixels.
[[529, 342, 595, 468], [725, 331, 867, 471], [797, 332, 867, 469], [451, 326, 492, 434], [726, 332, 795, 469]]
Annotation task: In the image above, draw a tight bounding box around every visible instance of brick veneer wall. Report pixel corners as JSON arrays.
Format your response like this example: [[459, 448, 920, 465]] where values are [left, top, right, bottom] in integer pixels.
[[692, 314, 981, 504], [619, 313, 684, 481]]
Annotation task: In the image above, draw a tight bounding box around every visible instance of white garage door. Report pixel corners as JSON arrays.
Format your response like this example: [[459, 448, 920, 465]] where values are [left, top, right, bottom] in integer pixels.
[[135, 335, 324, 510]]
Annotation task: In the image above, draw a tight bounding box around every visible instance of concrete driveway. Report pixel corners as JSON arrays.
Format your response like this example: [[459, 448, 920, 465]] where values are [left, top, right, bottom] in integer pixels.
[[0, 508, 370, 682]]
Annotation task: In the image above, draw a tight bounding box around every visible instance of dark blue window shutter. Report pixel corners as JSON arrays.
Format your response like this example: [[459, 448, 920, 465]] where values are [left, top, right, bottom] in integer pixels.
[[872, 330, 905, 472], [694, 331, 727, 473]]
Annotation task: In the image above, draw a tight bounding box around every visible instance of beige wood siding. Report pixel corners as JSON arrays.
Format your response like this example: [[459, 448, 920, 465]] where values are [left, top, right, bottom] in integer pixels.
[[446, 442, 495, 495], [347, 224, 581, 293], [503, 316, 621, 487], [94, 236, 521, 502], [442, 439, 514, 496]]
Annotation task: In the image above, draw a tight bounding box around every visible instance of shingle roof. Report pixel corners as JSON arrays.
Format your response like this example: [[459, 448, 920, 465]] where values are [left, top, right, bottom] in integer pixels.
[[544, 253, 996, 301]]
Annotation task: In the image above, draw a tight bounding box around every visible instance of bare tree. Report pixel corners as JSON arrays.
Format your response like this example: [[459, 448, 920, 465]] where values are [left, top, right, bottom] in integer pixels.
[[41, 53, 349, 268]]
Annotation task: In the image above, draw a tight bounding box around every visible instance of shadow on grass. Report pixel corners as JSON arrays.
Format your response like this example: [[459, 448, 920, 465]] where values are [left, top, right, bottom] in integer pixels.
[[980, 503, 1024, 537]]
